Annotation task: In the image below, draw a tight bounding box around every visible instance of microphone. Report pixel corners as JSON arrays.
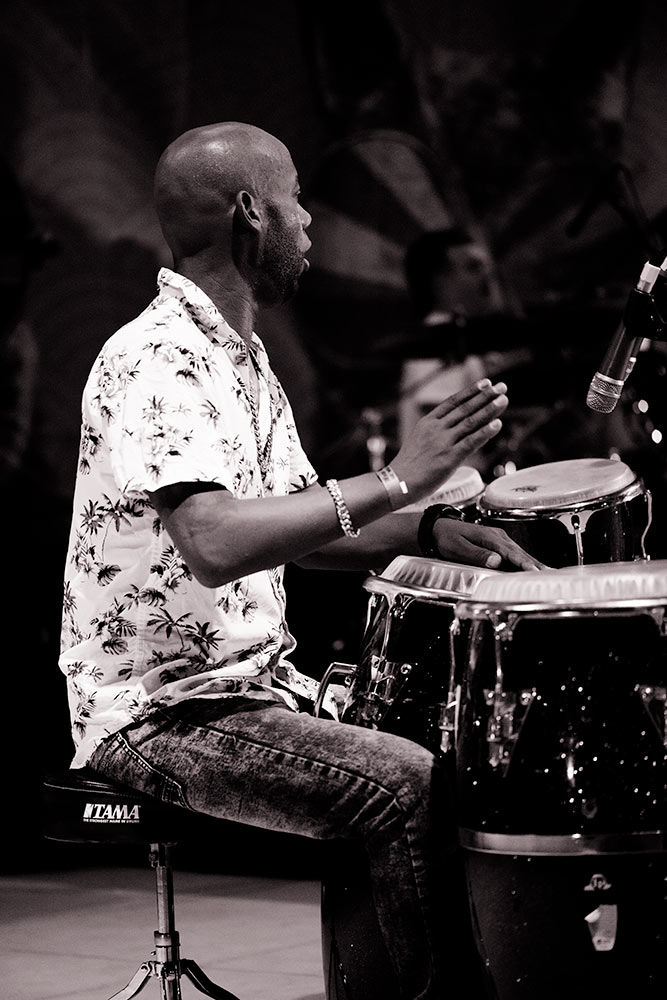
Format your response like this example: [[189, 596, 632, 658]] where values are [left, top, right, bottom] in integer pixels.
[[586, 261, 661, 413]]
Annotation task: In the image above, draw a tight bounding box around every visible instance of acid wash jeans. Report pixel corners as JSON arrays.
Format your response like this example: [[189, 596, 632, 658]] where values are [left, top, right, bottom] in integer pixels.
[[88, 695, 482, 1000]]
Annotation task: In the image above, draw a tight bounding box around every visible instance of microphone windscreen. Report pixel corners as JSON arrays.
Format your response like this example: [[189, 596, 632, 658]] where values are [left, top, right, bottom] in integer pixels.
[[586, 373, 621, 413]]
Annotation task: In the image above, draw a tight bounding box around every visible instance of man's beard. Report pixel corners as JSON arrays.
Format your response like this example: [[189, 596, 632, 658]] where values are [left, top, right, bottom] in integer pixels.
[[256, 210, 304, 305]]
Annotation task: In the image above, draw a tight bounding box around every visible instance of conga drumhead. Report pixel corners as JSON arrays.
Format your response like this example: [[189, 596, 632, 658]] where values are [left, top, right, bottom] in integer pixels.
[[480, 457, 637, 513], [398, 465, 485, 514], [367, 554, 500, 599], [456, 557, 667, 611]]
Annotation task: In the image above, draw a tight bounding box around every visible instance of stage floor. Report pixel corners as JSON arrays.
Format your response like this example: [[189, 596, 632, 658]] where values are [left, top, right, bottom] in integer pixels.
[[1, 866, 324, 1000]]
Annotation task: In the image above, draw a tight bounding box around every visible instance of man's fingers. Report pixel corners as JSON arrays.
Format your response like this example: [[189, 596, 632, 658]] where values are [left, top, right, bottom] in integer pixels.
[[430, 378, 505, 422], [477, 531, 548, 571], [450, 394, 508, 443], [438, 521, 548, 571], [450, 416, 504, 459]]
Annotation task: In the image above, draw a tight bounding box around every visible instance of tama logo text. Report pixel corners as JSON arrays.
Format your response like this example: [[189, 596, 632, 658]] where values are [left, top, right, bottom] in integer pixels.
[[82, 801, 141, 824]]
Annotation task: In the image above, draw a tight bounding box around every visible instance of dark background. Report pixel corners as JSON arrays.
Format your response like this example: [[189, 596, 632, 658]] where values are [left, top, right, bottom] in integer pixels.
[[3, 0, 667, 871]]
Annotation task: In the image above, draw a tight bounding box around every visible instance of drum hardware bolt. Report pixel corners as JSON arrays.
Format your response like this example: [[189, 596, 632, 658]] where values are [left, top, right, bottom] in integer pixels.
[[391, 595, 413, 621], [399, 663, 413, 676], [584, 873, 613, 893]]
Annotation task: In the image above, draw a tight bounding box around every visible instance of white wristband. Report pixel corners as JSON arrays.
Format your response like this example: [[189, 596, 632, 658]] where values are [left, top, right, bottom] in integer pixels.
[[376, 465, 409, 511]]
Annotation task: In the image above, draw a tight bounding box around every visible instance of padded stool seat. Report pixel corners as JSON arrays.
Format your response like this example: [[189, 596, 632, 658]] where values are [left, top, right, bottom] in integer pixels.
[[42, 768, 240, 1000], [42, 768, 194, 845]]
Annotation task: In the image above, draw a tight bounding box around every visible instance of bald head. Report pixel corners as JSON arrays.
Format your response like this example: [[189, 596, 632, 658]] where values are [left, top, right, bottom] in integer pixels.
[[153, 122, 292, 261]]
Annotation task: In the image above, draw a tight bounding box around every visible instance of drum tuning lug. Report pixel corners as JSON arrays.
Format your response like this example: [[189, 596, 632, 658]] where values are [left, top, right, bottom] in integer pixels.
[[491, 613, 518, 641], [584, 903, 618, 952], [365, 658, 412, 715], [438, 694, 459, 754], [484, 688, 535, 770]]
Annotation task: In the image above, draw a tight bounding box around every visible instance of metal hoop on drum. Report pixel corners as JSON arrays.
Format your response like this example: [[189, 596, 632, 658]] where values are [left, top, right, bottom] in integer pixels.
[[477, 457, 652, 567], [454, 560, 667, 1000], [315, 555, 500, 1000]]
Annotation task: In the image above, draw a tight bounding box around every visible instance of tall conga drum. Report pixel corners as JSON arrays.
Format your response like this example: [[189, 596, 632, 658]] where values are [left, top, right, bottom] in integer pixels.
[[477, 457, 652, 566], [317, 556, 499, 1000], [454, 560, 667, 999]]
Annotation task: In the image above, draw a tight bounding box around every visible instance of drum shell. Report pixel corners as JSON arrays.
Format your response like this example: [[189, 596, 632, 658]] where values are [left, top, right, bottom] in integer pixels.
[[321, 558, 495, 1000], [338, 557, 498, 756], [465, 850, 667, 1000], [340, 586, 459, 757], [456, 607, 667, 840], [454, 574, 667, 1000], [477, 484, 651, 567]]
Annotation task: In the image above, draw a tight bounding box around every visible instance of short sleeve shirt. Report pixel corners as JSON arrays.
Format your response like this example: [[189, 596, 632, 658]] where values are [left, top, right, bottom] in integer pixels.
[[60, 268, 320, 766]]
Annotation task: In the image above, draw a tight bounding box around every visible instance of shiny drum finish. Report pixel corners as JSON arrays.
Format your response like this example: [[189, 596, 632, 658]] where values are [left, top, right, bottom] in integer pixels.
[[338, 556, 499, 756], [454, 561, 667, 999], [319, 556, 498, 1000], [477, 457, 652, 567]]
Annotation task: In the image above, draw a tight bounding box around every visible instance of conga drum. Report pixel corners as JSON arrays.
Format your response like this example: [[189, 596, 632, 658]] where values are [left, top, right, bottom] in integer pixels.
[[317, 556, 499, 1000], [477, 457, 652, 567], [454, 561, 667, 999]]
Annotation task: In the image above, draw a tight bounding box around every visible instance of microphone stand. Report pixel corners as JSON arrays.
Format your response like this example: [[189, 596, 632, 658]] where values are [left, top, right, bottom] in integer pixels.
[[568, 162, 665, 261], [624, 283, 667, 346]]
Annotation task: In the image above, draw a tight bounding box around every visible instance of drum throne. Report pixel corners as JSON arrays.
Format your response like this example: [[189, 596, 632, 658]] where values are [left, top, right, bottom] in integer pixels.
[[42, 768, 241, 1000]]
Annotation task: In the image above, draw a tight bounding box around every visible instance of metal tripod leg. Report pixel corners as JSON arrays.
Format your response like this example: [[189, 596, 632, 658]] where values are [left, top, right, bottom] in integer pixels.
[[106, 962, 153, 1000], [181, 960, 242, 1000], [105, 843, 242, 1000]]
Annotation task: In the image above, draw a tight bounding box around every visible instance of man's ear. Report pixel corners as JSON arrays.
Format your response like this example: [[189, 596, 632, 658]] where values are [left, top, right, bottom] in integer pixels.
[[234, 190, 262, 232]]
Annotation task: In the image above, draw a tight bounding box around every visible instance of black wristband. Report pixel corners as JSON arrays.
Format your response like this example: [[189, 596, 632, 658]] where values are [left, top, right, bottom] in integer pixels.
[[417, 504, 466, 558]]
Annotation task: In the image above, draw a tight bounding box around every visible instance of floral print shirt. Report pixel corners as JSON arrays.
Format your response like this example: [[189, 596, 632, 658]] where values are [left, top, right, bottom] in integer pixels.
[[60, 268, 320, 767]]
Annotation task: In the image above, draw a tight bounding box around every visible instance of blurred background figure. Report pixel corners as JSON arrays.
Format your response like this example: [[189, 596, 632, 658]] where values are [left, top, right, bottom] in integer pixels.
[[394, 225, 526, 463], [404, 226, 507, 330]]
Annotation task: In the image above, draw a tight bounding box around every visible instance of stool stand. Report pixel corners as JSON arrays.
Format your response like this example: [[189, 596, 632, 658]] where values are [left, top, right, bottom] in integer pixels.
[[108, 843, 241, 1000]]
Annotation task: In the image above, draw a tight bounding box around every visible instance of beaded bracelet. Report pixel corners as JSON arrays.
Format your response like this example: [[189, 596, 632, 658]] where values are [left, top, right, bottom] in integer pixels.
[[376, 464, 409, 511], [417, 503, 465, 558], [325, 479, 360, 538]]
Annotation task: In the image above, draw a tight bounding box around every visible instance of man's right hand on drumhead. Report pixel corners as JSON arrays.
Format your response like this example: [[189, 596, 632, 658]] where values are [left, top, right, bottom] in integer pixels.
[[391, 378, 508, 501]]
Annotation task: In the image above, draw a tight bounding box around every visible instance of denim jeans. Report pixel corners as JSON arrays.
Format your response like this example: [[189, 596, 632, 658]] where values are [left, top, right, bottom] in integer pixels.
[[89, 696, 482, 1000]]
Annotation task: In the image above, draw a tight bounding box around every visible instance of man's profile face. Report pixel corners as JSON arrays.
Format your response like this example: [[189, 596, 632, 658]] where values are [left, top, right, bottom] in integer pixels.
[[255, 153, 311, 305]]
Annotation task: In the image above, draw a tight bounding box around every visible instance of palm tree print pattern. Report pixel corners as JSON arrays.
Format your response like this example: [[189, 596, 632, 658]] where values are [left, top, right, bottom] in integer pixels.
[[59, 268, 319, 767]]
